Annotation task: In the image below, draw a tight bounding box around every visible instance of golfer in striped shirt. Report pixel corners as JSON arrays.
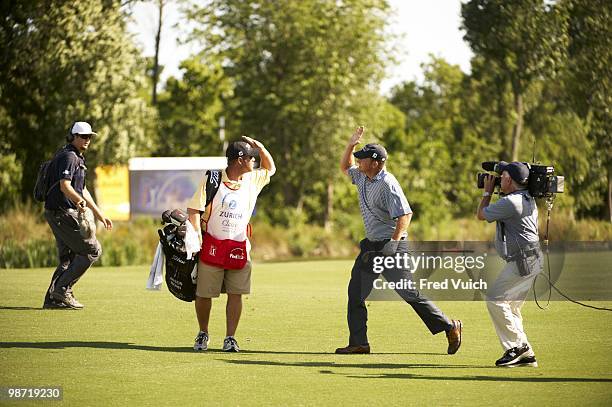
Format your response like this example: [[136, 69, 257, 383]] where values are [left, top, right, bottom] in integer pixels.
[[335, 126, 462, 354]]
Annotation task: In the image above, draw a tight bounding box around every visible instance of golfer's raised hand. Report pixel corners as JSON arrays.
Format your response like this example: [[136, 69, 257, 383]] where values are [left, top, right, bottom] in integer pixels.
[[349, 126, 364, 146], [241, 135, 261, 148]]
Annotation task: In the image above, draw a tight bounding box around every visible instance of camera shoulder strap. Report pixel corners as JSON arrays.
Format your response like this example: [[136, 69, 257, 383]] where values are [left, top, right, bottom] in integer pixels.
[[499, 221, 508, 258]]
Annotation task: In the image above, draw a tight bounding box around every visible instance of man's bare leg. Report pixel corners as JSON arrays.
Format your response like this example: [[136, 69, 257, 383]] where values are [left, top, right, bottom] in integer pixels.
[[226, 294, 242, 336], [195, 296, 212, 332]]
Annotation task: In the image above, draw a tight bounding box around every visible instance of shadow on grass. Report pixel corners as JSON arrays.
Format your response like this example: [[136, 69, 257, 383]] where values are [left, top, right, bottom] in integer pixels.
[[0, 341, 420, 356], [5, 341, 610, 383], [344, 372, 612, 383], [222, 359, 482, 369], [0, 306, 44, 310], [221, 360, 612, 383]]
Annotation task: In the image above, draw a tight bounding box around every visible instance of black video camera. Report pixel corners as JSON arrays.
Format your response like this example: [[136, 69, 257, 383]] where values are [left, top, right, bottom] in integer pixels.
[[477, 161, 564, 198], [477, 173, 501, 189]]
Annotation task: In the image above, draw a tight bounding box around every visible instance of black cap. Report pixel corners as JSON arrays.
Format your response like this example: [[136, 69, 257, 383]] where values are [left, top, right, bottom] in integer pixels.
[[353, 143, 387, 161], [226, 141, 258, 160], [498, 161, 530, 185]]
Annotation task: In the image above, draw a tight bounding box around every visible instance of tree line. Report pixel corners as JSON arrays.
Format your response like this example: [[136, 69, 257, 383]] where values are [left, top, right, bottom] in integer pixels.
[[0, 0, 609, 227]]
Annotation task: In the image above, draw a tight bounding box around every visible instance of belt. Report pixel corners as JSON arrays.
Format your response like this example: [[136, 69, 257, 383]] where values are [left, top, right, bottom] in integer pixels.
[[366, 236, 407, 243], [506, 242, 542, 262], [45, 208, 77, 214]]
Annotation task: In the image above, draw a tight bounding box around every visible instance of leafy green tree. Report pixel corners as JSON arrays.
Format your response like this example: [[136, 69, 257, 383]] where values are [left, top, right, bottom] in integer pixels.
[[522, 80, 591, 215], [564, 0, 611, 221], [0, 154, 22, 211], [389, 58, 488, 228], [184, 0, 392, 225], [155, 55, 230, 157], [462, 56, 515, 162], [151, 0, 165, 105], [461, 0, 569, 161], [0, 0, 155, 199]]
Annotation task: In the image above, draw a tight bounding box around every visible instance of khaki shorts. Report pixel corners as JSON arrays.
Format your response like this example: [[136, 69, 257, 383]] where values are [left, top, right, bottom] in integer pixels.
[[196, 260, 252, 298]]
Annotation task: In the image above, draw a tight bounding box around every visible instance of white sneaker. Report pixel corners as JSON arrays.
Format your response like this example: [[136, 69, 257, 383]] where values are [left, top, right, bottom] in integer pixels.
[[508, 355, 538, 368], [193, 331, 209, 351], [222, 336, 240, 352]]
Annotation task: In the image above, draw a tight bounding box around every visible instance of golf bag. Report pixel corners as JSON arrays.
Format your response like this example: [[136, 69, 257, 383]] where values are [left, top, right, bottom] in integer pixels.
[[156, 171, 221, 302], [158, 209, 197, 302]]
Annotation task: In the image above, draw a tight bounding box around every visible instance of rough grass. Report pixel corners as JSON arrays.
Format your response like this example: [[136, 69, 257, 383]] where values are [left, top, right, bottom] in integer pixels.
[[1, 203, 610, 267], [1, 261, 611, 406]]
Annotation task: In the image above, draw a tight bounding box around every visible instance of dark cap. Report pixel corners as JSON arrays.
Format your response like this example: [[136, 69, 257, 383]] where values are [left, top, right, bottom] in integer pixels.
[[498, 161, 530, 185], [353, 143, 387, 162], [226, 141, 258, 160]]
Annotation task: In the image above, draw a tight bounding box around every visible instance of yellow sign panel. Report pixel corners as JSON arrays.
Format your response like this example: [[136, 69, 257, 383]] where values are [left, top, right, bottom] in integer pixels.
[[95, 165, 129, 221]]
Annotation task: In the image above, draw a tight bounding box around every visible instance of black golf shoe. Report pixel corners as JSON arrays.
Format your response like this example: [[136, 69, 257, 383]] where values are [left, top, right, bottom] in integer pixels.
[[495, 344, 532, 367]]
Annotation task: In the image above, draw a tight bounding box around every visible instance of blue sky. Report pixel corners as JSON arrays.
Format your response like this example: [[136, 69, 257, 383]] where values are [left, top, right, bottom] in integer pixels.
[[126, 0, 473, 95]]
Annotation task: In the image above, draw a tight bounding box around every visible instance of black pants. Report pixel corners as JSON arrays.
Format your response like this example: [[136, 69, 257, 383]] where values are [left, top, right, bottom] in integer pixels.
[[347, 238, 452, 346], [43, 209, 101, 303]]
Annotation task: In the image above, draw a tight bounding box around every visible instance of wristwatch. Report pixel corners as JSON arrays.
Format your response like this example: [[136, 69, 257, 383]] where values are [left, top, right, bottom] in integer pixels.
[[482, 192, 491, 197]]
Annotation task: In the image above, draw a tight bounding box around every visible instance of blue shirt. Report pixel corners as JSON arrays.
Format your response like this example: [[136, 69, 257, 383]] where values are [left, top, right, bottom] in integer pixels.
[[483, 190, 539, 258], [348, 166, 412, 241], [45, 144, 87, 210]]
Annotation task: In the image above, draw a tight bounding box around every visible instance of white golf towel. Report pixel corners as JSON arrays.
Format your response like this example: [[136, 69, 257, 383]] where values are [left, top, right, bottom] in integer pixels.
[[146, 243, 165, 290], [184, 220, 201, 260]]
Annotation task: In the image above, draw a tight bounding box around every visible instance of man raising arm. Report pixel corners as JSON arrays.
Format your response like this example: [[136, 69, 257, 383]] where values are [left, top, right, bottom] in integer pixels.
[[187, 137, 274, 353], [335, 126, 462, 355]]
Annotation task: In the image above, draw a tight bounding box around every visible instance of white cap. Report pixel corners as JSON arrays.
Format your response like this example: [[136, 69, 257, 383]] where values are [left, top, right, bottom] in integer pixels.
[[70, 121, 97, 136]]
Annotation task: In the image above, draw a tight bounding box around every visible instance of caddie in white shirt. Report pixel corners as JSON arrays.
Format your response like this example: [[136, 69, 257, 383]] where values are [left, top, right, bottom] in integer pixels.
[[187, 136, 275, 352]]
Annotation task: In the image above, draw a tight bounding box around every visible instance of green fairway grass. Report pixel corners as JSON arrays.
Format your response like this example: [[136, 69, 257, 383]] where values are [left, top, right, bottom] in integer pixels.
[[1, 261, 611, 406]]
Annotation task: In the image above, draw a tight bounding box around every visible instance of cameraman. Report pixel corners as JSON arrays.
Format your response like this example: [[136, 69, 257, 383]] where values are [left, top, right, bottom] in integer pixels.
[[477, 161, 543, 368]]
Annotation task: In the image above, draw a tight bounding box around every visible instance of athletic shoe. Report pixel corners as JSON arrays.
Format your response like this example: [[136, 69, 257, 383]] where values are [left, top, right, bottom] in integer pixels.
[[446, 319, 462, 354], [42, 300, 69, 309], [334, 344, 371, 354], [193, 331, 209, 351], [495, 344, 531, 366], [223, 336, 240, 352], [49, 290, 82, 310], [66, 291, 84, 309], [507, 355, 538, 368]]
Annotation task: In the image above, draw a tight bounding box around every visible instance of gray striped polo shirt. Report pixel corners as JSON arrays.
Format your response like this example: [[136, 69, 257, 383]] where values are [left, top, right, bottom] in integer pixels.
[[348, 166, 412, 241]]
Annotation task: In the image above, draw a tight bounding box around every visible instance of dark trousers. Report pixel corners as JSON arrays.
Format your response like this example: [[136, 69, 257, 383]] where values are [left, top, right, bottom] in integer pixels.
[[43, 209, 101, 303], [347, 238, 452, 346]]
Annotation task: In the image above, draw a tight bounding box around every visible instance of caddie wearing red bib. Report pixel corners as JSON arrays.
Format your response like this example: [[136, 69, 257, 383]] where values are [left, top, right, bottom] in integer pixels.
[[187, 136, 275, 352]]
